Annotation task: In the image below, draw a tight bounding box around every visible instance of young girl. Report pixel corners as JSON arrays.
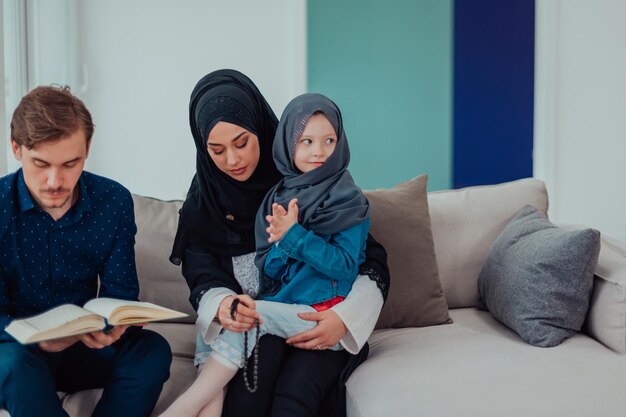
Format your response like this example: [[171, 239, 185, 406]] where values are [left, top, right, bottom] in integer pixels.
[[160, 93, 370, 417]]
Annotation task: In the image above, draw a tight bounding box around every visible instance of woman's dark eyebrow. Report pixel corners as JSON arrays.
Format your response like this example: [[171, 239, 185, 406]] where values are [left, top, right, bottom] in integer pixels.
[[207, 131, 247, 146]]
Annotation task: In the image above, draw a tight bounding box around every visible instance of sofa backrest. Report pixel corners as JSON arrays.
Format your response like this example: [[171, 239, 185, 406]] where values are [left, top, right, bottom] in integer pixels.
[[131, 178, 549, 319], [428, 178, 549, 309], [132, 194, 196, 323]]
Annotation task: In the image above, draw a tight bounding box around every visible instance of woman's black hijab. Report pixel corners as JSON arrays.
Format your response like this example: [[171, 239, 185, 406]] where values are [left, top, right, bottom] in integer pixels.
[[170, 69, 281, 263]]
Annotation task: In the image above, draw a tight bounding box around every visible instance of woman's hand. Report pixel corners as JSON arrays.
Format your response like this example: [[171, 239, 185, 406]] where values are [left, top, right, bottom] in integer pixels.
[[217, 294, 261, 332], [266, 199, 298, 243], [286, 309, 347, 350]]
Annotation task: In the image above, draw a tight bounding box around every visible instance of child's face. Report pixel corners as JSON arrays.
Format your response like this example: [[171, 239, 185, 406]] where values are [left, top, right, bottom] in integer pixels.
[[293, 113, 337, 173]]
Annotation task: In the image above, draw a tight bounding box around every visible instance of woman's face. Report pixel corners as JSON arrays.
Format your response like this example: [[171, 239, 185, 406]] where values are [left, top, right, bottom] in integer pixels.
[[207, 121, 260, 181]]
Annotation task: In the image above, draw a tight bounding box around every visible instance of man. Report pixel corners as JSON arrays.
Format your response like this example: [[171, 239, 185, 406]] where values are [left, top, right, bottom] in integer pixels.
[[0, 86, 172, 417]]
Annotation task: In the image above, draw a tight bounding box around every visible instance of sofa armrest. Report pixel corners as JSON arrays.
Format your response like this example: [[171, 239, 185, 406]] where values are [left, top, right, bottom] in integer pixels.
[[586, 234, 626, 353]]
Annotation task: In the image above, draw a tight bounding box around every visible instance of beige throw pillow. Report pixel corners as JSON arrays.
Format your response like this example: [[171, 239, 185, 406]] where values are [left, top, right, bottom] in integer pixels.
[[364, 174, 451, 329], [132, 195, 196, 323], [428, 179, 549, 309]]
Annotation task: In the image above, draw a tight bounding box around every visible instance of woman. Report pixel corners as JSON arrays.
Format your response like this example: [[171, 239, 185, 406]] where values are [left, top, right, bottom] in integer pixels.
[[170, 69, 389, 417]]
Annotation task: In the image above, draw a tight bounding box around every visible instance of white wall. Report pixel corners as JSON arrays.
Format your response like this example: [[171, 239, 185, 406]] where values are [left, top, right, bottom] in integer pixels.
[[75, 0, 306, 200], [535, 0, 626, 243], [7, 1, 623, 241], [0, 3, 6, 176], [2, 0, 29, 175], [3, 0, 73, 174], [25, 0, 77, 88]]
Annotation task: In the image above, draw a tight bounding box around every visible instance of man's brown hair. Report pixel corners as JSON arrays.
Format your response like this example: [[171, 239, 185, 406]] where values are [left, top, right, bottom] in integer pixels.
[[10, 85, 94, 149]]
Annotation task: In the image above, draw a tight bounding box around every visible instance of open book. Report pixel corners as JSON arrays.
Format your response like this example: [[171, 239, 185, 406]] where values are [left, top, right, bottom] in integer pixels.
[[5, 298, 188, 344]]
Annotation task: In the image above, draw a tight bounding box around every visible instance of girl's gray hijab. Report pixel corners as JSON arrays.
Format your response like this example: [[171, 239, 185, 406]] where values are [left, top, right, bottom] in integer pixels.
[[255, 93, 370, 267]]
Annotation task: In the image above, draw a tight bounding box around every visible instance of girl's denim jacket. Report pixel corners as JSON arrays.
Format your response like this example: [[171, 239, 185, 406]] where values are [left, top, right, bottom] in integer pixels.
[[260, 219, 370, 305]]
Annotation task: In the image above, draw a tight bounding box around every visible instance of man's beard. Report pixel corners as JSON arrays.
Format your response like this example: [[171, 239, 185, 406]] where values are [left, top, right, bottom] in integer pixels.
[[36, 188, 72, 209]]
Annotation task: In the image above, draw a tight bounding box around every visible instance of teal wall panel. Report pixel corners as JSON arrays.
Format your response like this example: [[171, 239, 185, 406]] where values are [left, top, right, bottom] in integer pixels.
[[308, 0, 452, 191]]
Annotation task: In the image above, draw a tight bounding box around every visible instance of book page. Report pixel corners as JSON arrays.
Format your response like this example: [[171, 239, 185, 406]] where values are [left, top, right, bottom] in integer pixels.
[[5, 304, 104, 344], [83, 297, 186, 324], [17, 304, 96, 331]]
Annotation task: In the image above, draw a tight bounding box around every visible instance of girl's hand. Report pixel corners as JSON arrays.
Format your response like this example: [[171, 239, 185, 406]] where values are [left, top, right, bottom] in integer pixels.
[[217, 294, 261, 332], [286, 309, 347, 350], [266, 199, 299, 243]]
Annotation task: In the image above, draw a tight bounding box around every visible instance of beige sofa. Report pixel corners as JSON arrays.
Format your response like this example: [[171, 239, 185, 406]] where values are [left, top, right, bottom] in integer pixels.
[[3, 178, 626, 417]]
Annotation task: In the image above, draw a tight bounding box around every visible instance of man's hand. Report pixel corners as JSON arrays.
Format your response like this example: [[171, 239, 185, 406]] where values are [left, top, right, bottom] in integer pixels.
[[37, 324, 135, 352], [286, 309, 347, 350], [77, 325, 130, 349], [217, 294, 261, 332], [38, 335, 80, 352], [266, 198, 299, 243]]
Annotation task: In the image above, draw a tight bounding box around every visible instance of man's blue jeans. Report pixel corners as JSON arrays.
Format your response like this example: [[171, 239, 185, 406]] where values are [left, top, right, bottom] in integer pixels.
[[0, 328, 171, 417]]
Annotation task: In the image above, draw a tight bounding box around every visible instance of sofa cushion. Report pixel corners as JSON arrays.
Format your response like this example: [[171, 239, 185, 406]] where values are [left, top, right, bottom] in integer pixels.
[[428, 178, 548, 308], [132, 195, 196, 323], [584, 233, 626, 353], [346, 308, 626, 417], [146, 322, 197, 415], [364, 174, 450, 329], [477, 205, 600, 347]]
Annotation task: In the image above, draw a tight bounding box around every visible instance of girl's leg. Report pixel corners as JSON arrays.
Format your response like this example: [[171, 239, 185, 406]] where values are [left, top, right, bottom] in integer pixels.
[[213, 301, 342, 376], [158, 356, 237, 417], [255, 301, 320, 340], [161, 318, 279, 417], [197, 387, 226, 417], [189, 301, 343, 417]]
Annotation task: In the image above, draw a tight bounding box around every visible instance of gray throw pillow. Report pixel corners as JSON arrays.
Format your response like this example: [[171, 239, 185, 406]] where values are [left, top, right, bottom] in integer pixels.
[[477, 205, 601, 347]]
